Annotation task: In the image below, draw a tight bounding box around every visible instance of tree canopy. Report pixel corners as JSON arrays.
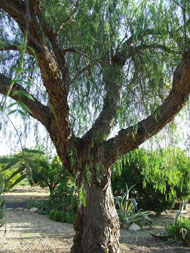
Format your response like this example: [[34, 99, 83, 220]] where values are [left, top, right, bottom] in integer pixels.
[[1, 0, 190, 252], [1, 1, 190, 157]]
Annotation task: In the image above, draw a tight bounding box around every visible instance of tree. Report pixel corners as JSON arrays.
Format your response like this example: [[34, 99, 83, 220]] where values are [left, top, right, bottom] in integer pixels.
[[0, 149, 64, 195], [0, 0, 190, 252]]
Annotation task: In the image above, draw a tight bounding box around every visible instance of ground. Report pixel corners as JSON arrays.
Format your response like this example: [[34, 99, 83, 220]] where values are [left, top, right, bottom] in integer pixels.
[[0, 186, 189, 252]]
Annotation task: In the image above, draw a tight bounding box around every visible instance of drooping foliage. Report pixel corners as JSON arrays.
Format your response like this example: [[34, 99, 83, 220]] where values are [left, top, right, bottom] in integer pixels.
[[0, 0, 190, 140]]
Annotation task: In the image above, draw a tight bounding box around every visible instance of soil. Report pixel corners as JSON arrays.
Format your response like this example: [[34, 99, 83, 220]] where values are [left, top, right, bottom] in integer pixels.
[[0, 186, 189, 252]]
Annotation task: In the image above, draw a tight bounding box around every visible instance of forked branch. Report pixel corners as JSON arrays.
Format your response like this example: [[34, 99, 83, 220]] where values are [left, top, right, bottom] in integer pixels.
[[55, 0, 79, 37], [103, 52, 190, 166]]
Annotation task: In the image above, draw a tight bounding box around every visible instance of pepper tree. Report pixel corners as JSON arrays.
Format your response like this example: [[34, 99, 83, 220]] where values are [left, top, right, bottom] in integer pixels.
[[0, 0, 190, 252]]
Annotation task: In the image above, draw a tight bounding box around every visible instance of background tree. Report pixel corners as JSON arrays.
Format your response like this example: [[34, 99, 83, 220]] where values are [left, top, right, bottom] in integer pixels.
[[0, 149, 63, 195], [0, 0, 190, 252]]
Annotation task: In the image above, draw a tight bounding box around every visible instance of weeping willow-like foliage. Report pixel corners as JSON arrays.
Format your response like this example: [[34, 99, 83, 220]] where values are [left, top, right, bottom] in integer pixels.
[[0, 0, 189, 147], [0, 1, 189, 175]]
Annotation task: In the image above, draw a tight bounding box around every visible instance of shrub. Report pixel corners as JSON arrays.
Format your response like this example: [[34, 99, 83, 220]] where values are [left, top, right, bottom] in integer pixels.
[[49, 209, 75, 223], [168, 218, 190, 244], [28, 154, 66, 197], [50, 177, 78, 217], [112, 148, 190, 215], [0, 149, 67, 196]]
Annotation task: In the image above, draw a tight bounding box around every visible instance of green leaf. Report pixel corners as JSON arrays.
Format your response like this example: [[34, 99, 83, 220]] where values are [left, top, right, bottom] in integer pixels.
[[1, 158, 19, 171], [7, 174, 26, 190], [24, 68, 34, 72], [13, 90, 34, 101], [17, 101, 32, 114], [7, 102, 17, 108], [7, 110, 18, 115], [17, 110, 26, 116], [6, 166, 25, 182], [79, 187, 86, 207], [0, 193, 6, 228], [22, 148, 44, 155]]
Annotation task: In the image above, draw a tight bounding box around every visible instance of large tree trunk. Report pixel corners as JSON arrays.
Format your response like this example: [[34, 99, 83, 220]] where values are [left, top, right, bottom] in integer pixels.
[[71, 172, 120, 253]]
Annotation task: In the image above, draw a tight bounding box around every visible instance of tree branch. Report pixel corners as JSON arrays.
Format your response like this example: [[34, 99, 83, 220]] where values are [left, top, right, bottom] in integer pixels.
[[113, 27, 179, 66], [55, 0, 79, 37], [0, 73, 51, 128], [0, 0, 25, 19], [112, 42, 179, 66], [0, 44, 21, 52], [0, 0, 74, 156], [81, 65, 123, 145], [63, 48, 103, 69], [135, 44, 179, 54], [71, 64, 91, 83], [102, 52, 190, 166], [0, 43, 36, 56]]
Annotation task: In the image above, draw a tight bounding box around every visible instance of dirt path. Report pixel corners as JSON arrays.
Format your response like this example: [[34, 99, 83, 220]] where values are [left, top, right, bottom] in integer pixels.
[[0, 211, 74, 253], [0, 187, 189, 252]]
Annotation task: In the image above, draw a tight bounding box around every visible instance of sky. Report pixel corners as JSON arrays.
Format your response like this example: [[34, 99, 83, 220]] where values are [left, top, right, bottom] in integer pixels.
[[0, 112, 54, 156], [1, 106, 190, 157]]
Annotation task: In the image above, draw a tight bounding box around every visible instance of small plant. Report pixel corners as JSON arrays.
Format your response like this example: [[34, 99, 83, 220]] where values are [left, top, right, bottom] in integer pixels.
[[167, 201, 190, 246], [150, 201, 190, 246], [115, 183, 152, 228]]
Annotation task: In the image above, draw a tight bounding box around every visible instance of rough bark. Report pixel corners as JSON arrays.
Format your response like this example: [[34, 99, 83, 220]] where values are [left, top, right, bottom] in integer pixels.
[[71, 168, 120, 253]]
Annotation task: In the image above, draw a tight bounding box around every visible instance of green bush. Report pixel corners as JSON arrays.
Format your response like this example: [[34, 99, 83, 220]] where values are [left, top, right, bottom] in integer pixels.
[[28, 154, 67, 197], [151, 202, 190, 246], [49, 209, 75, 223], [168, 218, 190, 243], [0, 148, 77, 222], [0, 149, 68, 196], [50, 177, 78, 216], [49, 209, 63, 222], [112, 148, 190, 215]]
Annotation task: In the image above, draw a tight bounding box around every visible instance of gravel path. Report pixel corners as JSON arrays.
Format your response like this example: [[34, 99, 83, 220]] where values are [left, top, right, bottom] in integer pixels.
[[1, 187, 190, 252], [0, 210, 74, 253]]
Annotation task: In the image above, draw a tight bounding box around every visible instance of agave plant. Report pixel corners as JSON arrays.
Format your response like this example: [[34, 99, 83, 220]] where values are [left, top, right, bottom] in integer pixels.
[[115, 183, 152, 227]]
